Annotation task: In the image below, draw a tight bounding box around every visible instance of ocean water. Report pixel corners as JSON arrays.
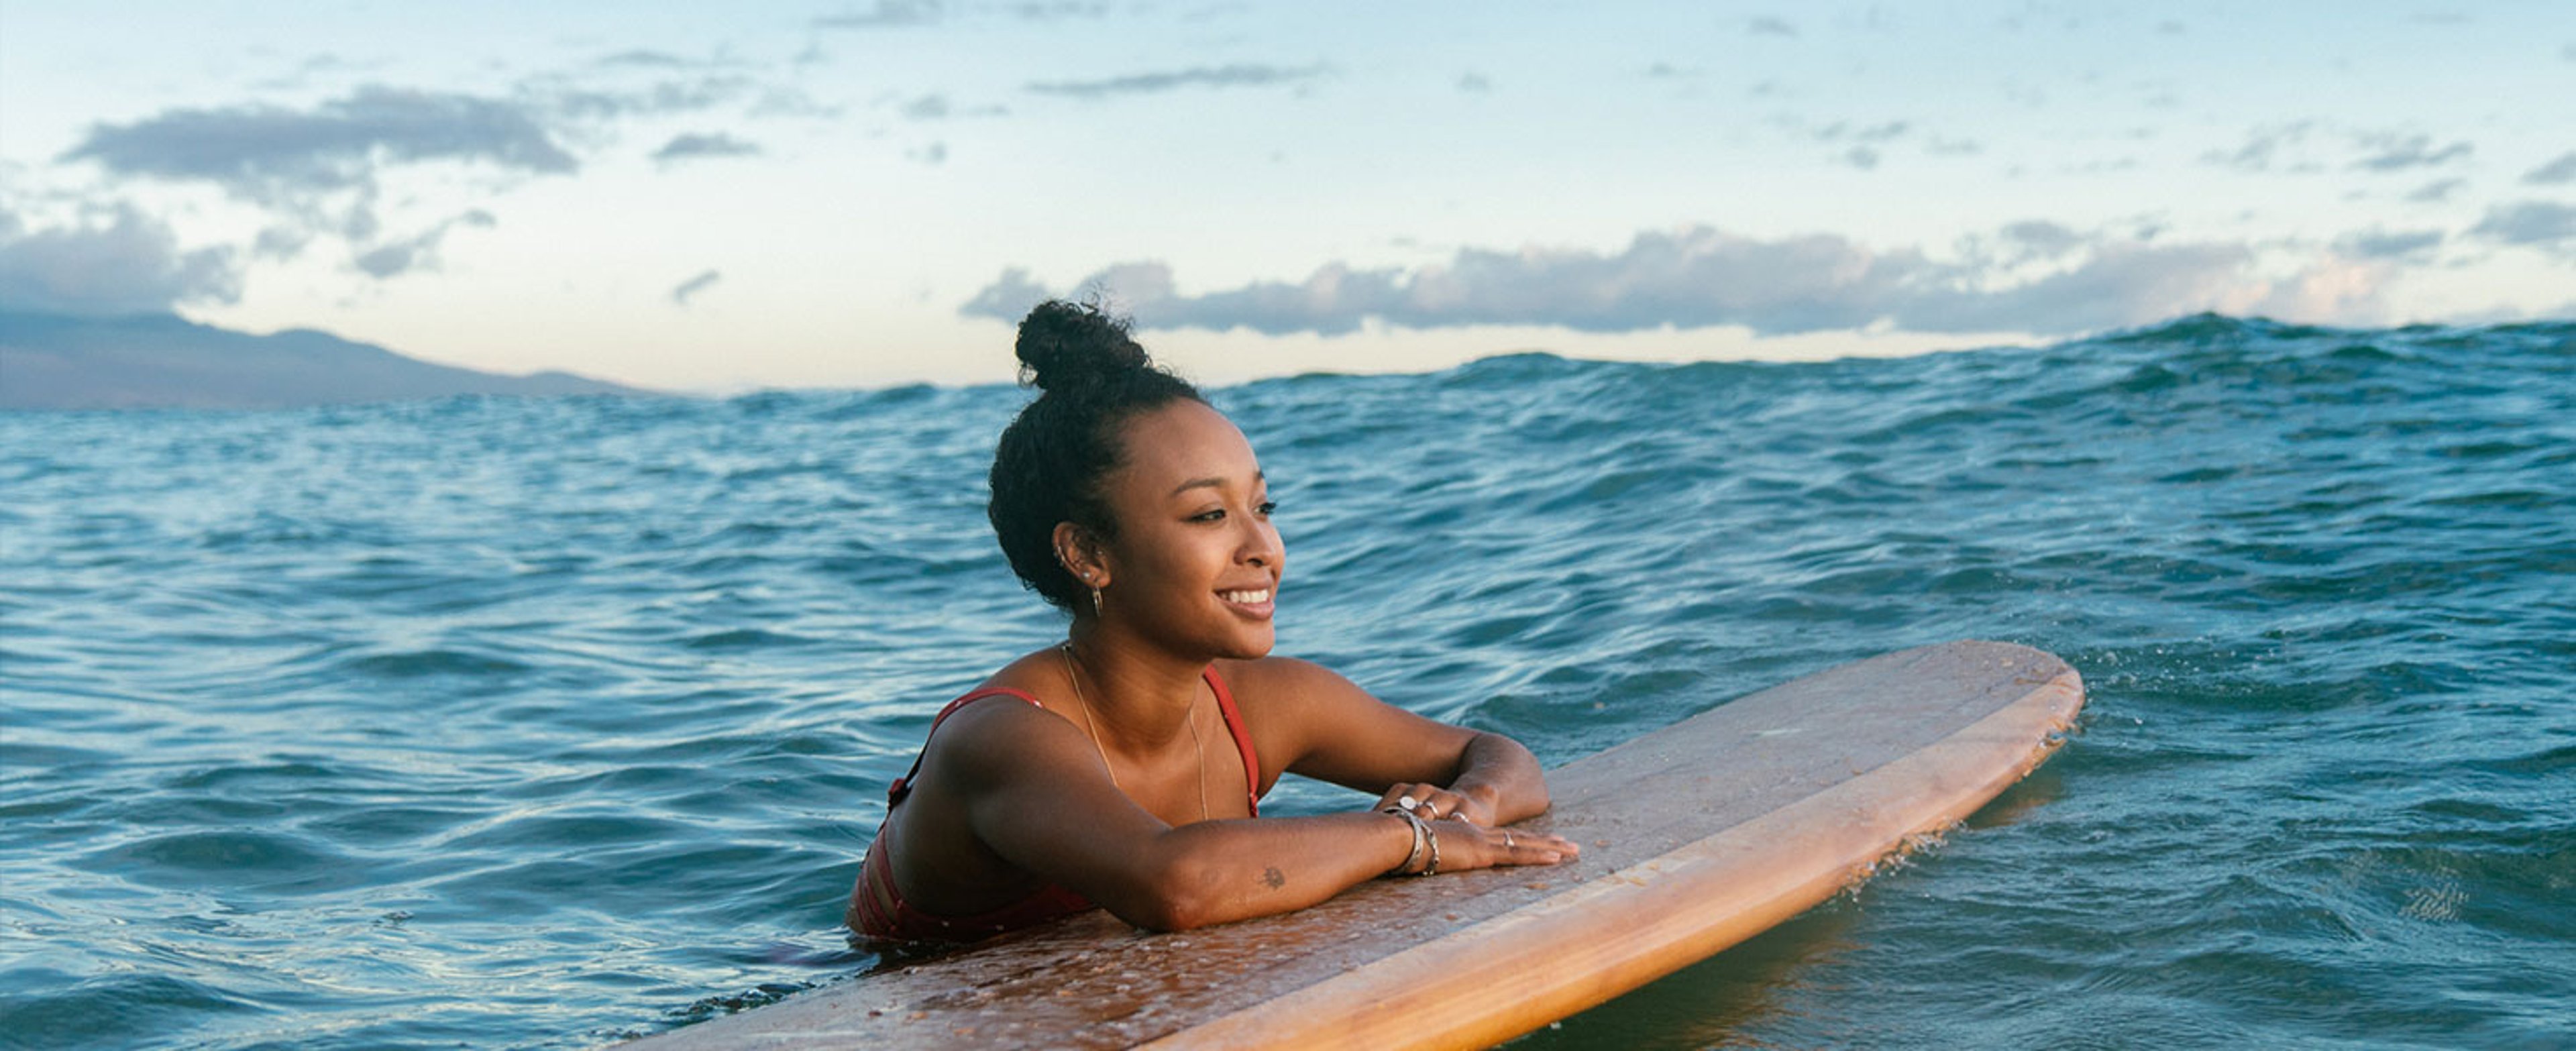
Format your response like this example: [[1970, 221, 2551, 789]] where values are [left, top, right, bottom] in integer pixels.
[[2, 315, 2569, 1050]]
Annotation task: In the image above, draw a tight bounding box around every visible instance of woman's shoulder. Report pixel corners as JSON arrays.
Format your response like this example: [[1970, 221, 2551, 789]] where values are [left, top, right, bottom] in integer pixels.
[[1212, 655, 1367, 709], [966, 647, 1067, 703], [919, 651, 1077, 755]]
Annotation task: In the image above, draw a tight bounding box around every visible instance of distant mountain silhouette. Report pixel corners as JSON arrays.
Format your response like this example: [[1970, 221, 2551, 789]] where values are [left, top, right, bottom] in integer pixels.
[[0, 311, 650, 410]]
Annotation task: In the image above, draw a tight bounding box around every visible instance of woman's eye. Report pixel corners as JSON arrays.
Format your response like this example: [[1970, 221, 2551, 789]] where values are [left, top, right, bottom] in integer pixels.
[[1256, 500, 1278, 516], [1191, 509, 1226, 522]]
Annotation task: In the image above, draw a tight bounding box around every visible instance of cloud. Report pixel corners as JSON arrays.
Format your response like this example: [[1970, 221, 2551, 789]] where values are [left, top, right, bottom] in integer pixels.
[[814, 1, 942, 29], [57, 87, 576, 287], [1006, 1, 1109, 17], [250, 52, 381, 91], [1456, 72, 1492, 93], [1747, 16, 1798, 37], [254, 225, 312, 260], [0, 204, 241, 315], [2245, 255, 2392, 323], [2349, 131, 2472, 172], [962, 223, 2300, 338], [349, 210, 494, 278], [2406, 178, 2465, 203], [2202, 121, 2316, 172], [749, 85, 843, 119], [2523, 151, 2576, 185], [2334, 228, 2446, 260], [583, 50, 754, 76], [959, 268, 1054, 321], [1025, 63, 1326, 99], [62, 87, 577, 203], [652, 132, 761, 162], [1815, 121, 1911, 144], [544, 76, 752, 121], [893, 93, 1005, 121], [598, 50, 694, 68], [56, 77, 752, 283], [1809, 120, 1911, 168], [670, 269, 721, 305], [2469, 201, 2576, 254], [1992, 221, 2085, 258], [2206, 123, 2480, 176]]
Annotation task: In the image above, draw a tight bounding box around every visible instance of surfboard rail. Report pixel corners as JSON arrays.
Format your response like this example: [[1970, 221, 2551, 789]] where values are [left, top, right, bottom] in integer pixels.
[[620, 639, 2083, 1050]]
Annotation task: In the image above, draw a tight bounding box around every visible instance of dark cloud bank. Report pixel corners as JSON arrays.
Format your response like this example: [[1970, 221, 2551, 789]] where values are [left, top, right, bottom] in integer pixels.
[[63, 86, 577, 201], [54, 76, 748, 280], [0, 205, 240, 316], [2471, 201, 2576, 255], [963, 224, 2271, 338]]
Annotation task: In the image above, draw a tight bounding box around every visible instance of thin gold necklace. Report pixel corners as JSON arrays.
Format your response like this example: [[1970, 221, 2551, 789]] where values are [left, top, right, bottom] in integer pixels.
[[1061, 643, 1210, 821]]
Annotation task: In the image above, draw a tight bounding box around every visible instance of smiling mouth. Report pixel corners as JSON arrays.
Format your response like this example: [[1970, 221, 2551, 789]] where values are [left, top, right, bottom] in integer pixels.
[[1218, 588, 1273, 604]]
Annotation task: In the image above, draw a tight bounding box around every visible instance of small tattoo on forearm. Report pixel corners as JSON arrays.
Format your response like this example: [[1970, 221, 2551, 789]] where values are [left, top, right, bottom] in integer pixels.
[[1262, 866, 1286, 889]]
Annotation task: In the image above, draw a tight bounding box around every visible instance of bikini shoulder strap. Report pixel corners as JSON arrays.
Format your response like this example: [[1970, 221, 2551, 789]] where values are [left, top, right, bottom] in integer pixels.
[[885, 687, 1044, 804]]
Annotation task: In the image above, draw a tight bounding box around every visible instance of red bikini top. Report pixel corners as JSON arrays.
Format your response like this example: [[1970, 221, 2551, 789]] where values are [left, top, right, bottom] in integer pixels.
[[852, 666, 1260, 941]]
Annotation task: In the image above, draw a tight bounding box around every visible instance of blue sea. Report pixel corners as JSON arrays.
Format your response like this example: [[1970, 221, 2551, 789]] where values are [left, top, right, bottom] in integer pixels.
[[2, 315, 2569, 1050]]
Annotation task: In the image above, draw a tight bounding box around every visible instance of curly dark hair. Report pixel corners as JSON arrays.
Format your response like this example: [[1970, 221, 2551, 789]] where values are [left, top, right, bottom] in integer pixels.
[[987, 300, 1205, 612]]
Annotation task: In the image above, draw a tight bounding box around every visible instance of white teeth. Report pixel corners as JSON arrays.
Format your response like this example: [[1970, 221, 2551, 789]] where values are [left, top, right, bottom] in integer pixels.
[[1221, 589, 1271, 604]]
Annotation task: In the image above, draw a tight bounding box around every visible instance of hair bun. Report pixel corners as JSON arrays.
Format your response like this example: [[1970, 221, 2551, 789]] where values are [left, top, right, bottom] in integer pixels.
[[1015, 300, 1150, 391]]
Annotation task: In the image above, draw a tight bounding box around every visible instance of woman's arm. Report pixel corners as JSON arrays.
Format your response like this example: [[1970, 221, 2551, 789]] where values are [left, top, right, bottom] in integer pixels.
[[1368, 730, 1550, 828], [1227, 656, 1554, 827], [934, 698, 1572, 932]]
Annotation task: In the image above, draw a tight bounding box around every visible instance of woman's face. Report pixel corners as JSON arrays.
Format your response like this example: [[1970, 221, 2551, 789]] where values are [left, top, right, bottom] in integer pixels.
[[1092, 400, 1284, 660]]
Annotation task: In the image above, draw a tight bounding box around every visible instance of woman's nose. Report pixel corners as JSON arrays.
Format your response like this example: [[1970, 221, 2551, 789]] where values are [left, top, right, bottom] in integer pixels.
[[1240, 519, 1282, 567]]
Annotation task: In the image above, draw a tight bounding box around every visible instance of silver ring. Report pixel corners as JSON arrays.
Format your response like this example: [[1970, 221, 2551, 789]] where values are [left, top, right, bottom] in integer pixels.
[[1503, 830, 1515, 848], [1397, 795, 1420, 811]]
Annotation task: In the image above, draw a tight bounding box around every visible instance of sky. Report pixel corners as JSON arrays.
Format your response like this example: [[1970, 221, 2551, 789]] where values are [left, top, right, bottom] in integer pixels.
[[1, 1, 2570, 392]]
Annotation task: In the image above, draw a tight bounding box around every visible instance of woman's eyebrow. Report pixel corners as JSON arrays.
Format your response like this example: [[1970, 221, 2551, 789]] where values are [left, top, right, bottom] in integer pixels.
[[1167, 470, 1265, 498]]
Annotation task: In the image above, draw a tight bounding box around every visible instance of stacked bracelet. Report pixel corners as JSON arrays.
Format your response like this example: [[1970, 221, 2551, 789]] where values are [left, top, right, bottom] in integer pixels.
[[1418, 814, 1442, 877], [1382, 806, 1433, 876]]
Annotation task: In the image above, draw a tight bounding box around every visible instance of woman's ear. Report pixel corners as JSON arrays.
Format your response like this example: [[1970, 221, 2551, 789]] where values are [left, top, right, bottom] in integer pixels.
[[1053, 521, 1110, 590]]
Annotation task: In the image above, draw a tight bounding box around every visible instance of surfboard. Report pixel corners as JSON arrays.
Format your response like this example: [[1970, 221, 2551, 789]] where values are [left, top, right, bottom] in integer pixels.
[[621, 639, 2084, 1050]]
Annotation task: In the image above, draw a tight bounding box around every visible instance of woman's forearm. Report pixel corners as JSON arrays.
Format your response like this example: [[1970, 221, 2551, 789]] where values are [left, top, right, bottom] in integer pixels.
[[1102, 811, 1415, 932], [1087, 738, 1574, 932]]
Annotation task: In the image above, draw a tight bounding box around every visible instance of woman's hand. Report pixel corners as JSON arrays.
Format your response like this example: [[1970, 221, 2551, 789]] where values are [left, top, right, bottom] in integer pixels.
[[1373, 781, 1497, 826], [1377, 806, 1580, 874]]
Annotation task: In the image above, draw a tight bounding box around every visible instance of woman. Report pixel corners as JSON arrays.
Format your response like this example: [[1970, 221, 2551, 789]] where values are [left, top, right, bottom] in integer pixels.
[[849, 301, 1578, 942]]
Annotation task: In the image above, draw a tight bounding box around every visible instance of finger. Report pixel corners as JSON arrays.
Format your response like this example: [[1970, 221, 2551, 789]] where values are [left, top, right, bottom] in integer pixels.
[[1521, 832, 1579, 860], [1498, 828, 1578, 863], [1434, 791, 1489, 824], [1388, 785, 1462, 820], [1444, 826, 1527, 869], [1372, 784, 1426, 813]]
